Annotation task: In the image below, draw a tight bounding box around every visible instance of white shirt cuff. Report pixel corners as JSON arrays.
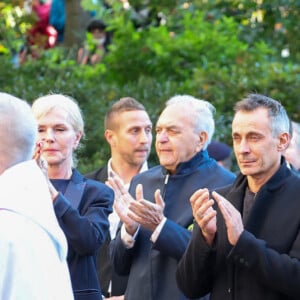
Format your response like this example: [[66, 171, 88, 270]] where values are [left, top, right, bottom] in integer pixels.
[[121, 224, 140, 249]]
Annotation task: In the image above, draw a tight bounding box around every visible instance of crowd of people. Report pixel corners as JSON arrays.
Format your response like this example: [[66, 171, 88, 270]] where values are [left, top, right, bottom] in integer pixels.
[[17, 0, 109, 66], [0, 91, 299, 300]]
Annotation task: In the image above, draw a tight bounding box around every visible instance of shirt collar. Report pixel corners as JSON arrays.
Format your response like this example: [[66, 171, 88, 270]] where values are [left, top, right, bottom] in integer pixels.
[[107, 158, 148, 189]]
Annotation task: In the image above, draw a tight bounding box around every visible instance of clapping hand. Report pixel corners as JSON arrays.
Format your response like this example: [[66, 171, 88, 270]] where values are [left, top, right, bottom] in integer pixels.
[[106, 174, 165, 233], [106, 174, 139, 235], [190, 188, 217, 246], [212, 191, 244, 246], [128, 186, 165, 232], [190, 188, 244, 246]]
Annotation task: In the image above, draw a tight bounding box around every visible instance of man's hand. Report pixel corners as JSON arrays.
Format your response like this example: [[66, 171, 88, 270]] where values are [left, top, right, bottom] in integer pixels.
[[212, 191, 244, 246], [128, 185, 165, 232], [106, 175, 139, 235], [190, 188, 217, 246]]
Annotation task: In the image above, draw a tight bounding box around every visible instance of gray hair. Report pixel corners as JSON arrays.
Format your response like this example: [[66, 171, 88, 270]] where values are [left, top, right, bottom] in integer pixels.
[[166, 95, 215, 149], [32, 94, 84, 168], [0, 93, 37, 171], [234, 94, 290, 137]]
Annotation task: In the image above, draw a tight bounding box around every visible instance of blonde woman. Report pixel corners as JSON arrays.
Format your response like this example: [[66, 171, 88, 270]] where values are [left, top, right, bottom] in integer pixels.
[[32, 94, 113, 300]]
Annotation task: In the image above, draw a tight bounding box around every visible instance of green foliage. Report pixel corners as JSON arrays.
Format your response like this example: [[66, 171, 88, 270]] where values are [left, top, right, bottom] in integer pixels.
[[0, 1, 299, 173], [0, 3, 28, 55]]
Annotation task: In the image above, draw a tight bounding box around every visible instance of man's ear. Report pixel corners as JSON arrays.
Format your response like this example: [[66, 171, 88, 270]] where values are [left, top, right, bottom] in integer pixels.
[[196, 131, 208, 152], [278, 132, 290, 152], [105, 129, 116, 147]]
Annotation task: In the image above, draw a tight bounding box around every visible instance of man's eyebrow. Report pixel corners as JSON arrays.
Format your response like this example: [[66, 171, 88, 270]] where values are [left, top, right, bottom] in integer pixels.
[[156, 124, 181, 129]]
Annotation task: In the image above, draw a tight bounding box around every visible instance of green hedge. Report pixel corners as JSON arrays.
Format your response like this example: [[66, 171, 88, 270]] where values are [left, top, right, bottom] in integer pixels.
[[1, 7, 299, 173]]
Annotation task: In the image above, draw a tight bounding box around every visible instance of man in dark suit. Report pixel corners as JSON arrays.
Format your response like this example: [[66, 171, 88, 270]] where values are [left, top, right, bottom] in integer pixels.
[[107, 95, 236, 300], [85, 97, 153, 299], [176, 94, 300, 300]]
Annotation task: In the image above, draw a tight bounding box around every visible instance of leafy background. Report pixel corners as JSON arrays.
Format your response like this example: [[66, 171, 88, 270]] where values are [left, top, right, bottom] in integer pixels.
[[0, 0, 299, 173]]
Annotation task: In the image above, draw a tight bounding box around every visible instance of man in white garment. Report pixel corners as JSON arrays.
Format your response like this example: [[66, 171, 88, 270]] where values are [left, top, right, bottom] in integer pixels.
[[0, 92, 73, 300]]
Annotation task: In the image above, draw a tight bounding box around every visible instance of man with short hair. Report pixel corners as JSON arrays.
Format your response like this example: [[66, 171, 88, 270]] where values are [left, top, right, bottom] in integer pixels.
[[176, 94, 300, 300], [0, 92, 73, 299], [108, 95, 236, 300], [86, 96, 153, 299]]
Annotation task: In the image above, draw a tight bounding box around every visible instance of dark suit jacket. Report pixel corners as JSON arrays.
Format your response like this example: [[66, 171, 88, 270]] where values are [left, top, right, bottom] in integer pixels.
[[111, 150, 236, 300], [85, 166, 129, 297], [176, 159, 300, 300], [53, 169, 113, 300]]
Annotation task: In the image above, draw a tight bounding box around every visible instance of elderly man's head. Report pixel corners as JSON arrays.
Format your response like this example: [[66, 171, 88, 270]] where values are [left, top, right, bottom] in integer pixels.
[[155, 95, 215, 174], [0, 93, 37, 174]]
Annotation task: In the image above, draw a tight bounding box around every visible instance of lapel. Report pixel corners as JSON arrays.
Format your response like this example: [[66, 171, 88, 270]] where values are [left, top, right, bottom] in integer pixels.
[[64, 170, 86, 209], [96, 166, 109, 183], [245, 159, 291, 235], [225, 173, 246, 212]]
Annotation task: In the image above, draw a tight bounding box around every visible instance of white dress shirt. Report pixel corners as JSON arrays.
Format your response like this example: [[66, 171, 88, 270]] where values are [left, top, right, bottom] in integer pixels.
[[107, 158, 148, 240]]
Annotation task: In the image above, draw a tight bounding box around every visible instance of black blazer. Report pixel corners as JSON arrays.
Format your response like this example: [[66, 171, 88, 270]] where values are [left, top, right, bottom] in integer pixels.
[[85, 166, 128, 297], [177, 160, 300, 300], [53, 169, 113, 300]]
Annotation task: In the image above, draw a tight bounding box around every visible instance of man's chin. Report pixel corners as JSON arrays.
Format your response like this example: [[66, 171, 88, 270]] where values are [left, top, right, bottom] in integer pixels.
[[133, 157, 148, 166], [239, 167, 256, 176]]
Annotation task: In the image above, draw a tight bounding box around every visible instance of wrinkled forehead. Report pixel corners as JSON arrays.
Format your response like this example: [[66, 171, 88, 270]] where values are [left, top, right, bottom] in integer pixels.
[[157, 103, 195, 128]]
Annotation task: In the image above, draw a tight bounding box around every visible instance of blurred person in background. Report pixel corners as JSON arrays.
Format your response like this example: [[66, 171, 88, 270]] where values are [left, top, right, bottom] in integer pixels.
[[207, 140, 233, 171], [49, 0, 65, 43], [284, 121, 300, 175], [19, 0, 58, 64], [77, 19, 110, 65]]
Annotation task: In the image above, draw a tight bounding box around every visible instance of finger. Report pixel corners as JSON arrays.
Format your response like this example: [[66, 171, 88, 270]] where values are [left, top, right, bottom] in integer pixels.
[[199, 209, 217, 225], [154, 189, 165, 209], [106, 177, 118, 192], [190, 188, 208, 205], [136, 184, 144, 201], [127, 210, 144, 224], [213, 191, 232, 219], [113, 175, 127, 195], [192, 189, 210, 214], [106, 177, 123, 198], [129, 200, 148, 217], [195, 198, 214, 219], [105, 180, 112, 189], [32, 145, 41, 160]]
